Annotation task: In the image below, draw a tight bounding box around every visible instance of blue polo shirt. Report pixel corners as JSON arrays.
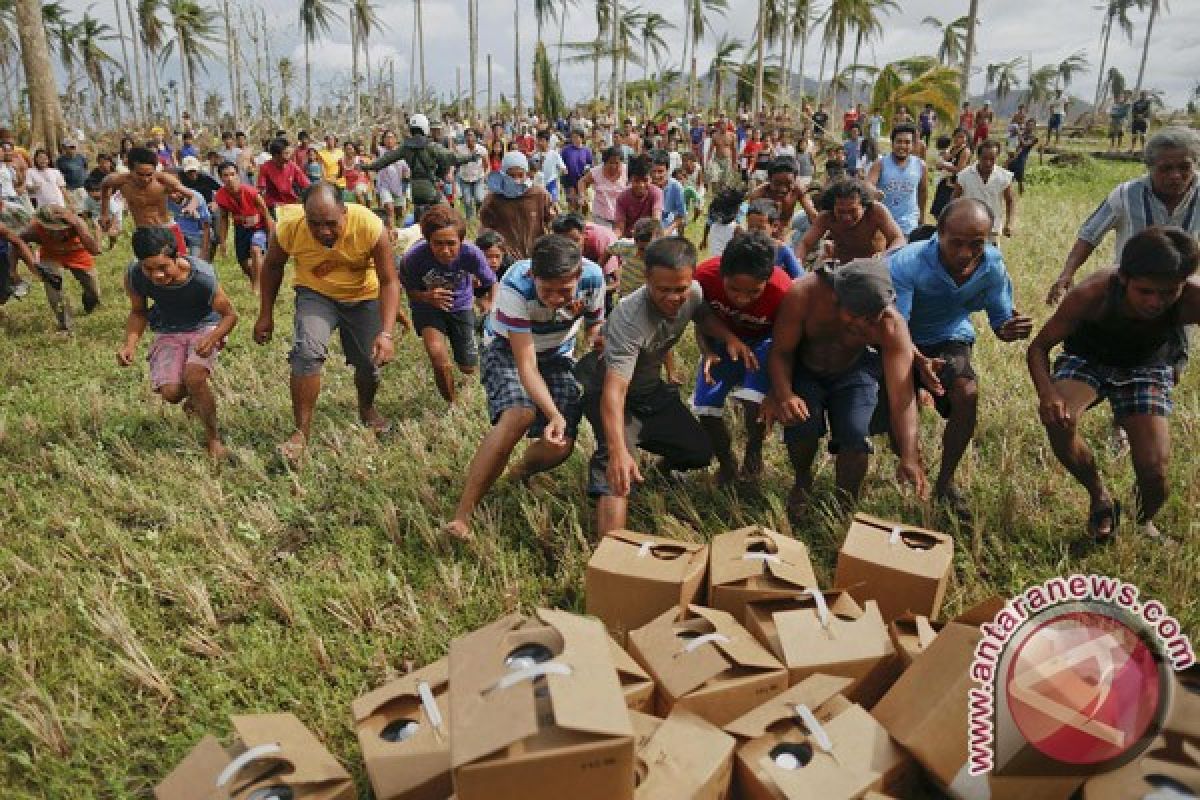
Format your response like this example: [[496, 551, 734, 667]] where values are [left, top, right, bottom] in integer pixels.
[[888, 234, 1014, 346]]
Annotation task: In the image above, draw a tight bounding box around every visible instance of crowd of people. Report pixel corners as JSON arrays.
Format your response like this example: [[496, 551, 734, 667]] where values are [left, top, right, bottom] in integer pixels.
[[0, 102, 1196, 545]]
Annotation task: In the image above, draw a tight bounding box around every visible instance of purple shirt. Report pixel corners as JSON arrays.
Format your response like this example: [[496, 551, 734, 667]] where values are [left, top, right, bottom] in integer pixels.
[[560, 144, 594, 187], [614, 184, 663, 235], [400, 240, 496, 314]]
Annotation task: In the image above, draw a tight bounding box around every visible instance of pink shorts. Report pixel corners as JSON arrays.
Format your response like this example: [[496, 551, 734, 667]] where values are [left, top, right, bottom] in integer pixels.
[[148, 327, 220, 390]]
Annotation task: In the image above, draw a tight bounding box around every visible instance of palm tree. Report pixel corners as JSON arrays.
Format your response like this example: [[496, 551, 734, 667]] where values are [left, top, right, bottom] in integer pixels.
[[816, 0, 855, 109], [984, 57, 1023, 105], [1092, 0, 1140, 115], [553, 0, 578, 84], [349, 0, 384, 114], [870, 56, 959, 125], [278, 56, 295, 117], [299, 0, 338, 118], [639, 11, 671, 84], [709, 33, 741, 112], [16, 0, 67, 150], [960, 0, 978, 99], [137, 0, 167, 113], [1024, 63, 1058, 110], [1054, 50, 1089, 92], [786, 0, 811, 104], [847, 0, 898, 108], [1133, 0, 1165, 93], [682, 0, 728, 111], [167, 0, 219, 116], [921, 15, 969, 67], [75, 12, 119, 125]]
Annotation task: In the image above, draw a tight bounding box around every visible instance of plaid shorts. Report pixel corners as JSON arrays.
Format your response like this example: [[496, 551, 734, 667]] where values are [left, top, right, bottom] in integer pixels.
[[481, 338, 583, 439], [1052, 353, 1174, 419]]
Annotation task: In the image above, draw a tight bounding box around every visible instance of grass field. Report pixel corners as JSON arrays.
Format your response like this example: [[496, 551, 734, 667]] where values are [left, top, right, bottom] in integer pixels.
[[0, 149, 1196, 798]]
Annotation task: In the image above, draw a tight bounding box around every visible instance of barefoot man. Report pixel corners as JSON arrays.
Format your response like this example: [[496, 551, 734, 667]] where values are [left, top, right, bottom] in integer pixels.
[[767, 257, 929, 517], [254, 183, 407, 460], [99, 146, 198, 251], [795, 178, 906, 266], [118, 226, 238, 459]]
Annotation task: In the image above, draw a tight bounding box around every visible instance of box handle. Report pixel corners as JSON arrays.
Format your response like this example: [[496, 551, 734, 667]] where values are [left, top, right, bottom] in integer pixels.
[[792, 704, 834, 755], [681, 633, 730, 654], [215, 743, 283, 789], [416, 680, 445, 735], [742, 552, 781, 564], [888, 526, 903, 545], [805, 588, 831, 630], [491, 662, 572, 691]]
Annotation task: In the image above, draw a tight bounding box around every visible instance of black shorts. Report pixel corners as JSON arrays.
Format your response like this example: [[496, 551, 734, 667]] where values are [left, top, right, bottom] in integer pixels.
[[917, 341, 976, 419], [1132, 118, 1149, 135], [411, 305, 479, 368]]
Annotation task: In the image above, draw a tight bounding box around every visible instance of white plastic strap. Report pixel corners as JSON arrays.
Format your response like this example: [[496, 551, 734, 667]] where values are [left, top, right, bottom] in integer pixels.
[[417, 680, 444, 734], [492, 662, 572, 691], [216, 743, 283, 788], [682, 633, 731, 653], [888, 526, 903, 545], [792, 705, 834, 755], [742, 552, 781, 564], [638, 541, 655, 558], [805, 588, 831, 629]]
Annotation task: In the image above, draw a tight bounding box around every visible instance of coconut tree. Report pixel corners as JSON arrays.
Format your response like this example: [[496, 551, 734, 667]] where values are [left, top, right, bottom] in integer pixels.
[[1024, 63, 1058, 110], [984, 57, 1023, 106], [1092, 0, 1140, 115], [960, 0, 978, 99], [921, 15, 969, 67], [167, 0, 219, 116], [349, 0, 384, 113], [299, 0, 338, 118], [639, 11, 671, 84], [1054, 50, 1089, 92], [1133, 0, 1166, 93], [709, 33, 742, 112], [847, 0, 897, 108], [137, 0, 167, 111], [15, 0, 66, 150], [682, 0, 728, 110], [816, 0, 855, 109], [0, 0, 19, 122], [76, 12, 119, 126], [786, 0, 811, 103], [278, 56, 294, 117], [870, 56, 959, 124], [552, 0, 577, 83]]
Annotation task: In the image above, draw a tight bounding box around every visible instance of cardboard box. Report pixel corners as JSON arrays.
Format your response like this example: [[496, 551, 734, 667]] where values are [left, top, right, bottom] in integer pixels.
[[889, 613, 940, 668], [630, 709, 736, 799], [154, 713, 353, 800], [707, 526, 818, 625], [351, 659, 451, 800], [609, 635, 655, 713], [586, 530, 708, 646], [834, 514, 955, 622], [448, 608, 635, 800], [744, 591, 897, 707], [628, 605, 787, 727], [872, 621, 1081, 800], [725, 674, 912, 800]]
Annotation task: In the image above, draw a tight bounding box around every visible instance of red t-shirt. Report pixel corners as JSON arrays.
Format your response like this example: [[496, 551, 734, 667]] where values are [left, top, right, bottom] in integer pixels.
[[741, 140, 764, 170], [256, 159, 310, 207], [695, 256, 792, 342], [842, 110, 860, 133], [516, 135, 536, 155], [215, 184, 267, 230]]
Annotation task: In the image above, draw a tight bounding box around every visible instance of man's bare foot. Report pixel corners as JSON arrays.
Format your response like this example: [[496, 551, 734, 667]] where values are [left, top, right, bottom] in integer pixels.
[[935, 483, 973, 525], [360, 407, 392, 435], [182, 397, 197, 417], [506, 461, 532, 486], [278, 431, 307, 464], [740, 451, 764, 481], [787, 482, 811, 520], [440, 519, 474, 543], [207, 439, 231, 461]]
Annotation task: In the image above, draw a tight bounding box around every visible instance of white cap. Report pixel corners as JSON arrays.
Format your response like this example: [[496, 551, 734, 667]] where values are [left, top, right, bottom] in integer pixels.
[[409, 113, 430, 135], [180, 155, 202, 172]]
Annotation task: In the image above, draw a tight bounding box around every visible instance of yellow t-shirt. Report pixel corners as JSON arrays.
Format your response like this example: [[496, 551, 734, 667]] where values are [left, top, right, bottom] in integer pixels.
[[316, 147, 344, 187], [277, 203, 384, 302]]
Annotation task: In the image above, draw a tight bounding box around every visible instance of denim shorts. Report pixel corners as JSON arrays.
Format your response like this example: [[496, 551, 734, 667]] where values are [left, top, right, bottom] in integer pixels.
[[783, 350, 885, 453]]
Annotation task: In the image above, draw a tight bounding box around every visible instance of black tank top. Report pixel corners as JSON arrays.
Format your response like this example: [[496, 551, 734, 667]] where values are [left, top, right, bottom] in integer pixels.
[[1063, 276, 1182, 368]]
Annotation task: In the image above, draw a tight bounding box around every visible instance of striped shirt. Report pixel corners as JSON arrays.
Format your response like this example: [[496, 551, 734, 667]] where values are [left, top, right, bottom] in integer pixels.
[[1077, 175, 1200, 256], [484, 258, 605, 356]]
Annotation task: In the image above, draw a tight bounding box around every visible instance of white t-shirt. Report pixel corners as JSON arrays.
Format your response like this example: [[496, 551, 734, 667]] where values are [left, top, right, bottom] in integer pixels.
[[454, 142, 488, 183], [956, 165, 1013, 234], [26, 167, 66, 207], [1049, 98, 1066, 116], [0, 163, 17, 198]]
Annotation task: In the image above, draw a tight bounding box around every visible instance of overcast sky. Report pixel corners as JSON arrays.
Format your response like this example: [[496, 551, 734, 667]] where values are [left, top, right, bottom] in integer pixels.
[[80, 0, 1200, 111]]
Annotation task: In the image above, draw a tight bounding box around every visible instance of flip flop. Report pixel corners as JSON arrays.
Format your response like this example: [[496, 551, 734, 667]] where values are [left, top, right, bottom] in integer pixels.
[[1087, 499, 1121, 543]]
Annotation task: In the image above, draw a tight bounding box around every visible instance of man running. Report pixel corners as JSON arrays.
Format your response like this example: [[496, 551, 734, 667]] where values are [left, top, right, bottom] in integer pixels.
[[649, 150, 687, 236], [890, 199, 1033, 520], [953, 140, 1017, 242], [707, 121, 738, 190], [561, 128, 594, 212], [99, 147, 199, 254], [253, 183, 406, 460], [766, 257, 929, 516], [613, 155, 662, 238], [479, 151, 557, 261], [20, 205, 101, 332], [747, 156, 819, 234], [795, 178, 906, 265], [1028, 226, 1199, 541], [365, 114, 480, 222], [215, 161, 274, 292], [118, 226, 238, 459], [867, 124, 927, 239], [1130, 90, 1153, 154]]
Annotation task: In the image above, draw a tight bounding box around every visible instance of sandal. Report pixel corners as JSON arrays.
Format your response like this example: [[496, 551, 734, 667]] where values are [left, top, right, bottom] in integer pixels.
[[1087, 499, 1121, 542]]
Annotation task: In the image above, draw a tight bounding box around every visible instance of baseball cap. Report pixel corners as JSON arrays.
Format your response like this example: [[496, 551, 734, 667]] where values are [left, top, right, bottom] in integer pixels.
[[180, 155, 202, 172], [62, 139, 76, 148]]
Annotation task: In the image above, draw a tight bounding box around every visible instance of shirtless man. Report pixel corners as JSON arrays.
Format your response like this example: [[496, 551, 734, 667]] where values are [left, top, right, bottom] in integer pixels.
[[99, 146, 198, 252], [747, 156, 818, 231], [795, 179, 906, 265], [707, 122, 738, 190], [766, 257, 930, 515]]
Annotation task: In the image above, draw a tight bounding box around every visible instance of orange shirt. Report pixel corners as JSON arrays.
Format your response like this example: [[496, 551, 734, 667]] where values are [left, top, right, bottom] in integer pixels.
[[30, 221, 94, 270]]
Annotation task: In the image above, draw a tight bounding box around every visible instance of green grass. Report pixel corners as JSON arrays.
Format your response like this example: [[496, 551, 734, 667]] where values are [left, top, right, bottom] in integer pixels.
[[1, 148, 1196, 798]]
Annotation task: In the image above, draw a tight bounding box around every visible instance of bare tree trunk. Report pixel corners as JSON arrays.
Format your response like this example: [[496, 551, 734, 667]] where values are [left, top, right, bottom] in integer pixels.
[[753, 0, 765, 112], [514, 0, 523, 118], [554, 3, 566, 84], [0, 58, 14, 124], [796, 0, 809, 103], [351, 9, 360, 122], [610, 0, 619, 118], [122, 0, 146, 122], [814, 41, 827, 110], [418, 0, 426, 103], [221, 0, 239, 125], [262, 9, 274, 121], [409, 0, 417, 108], [1134, 0, 1157, 94], [960, 0, 978, 102], [849, 32, 862, 109], [779, 0, 792, 106], [469, 0, 478, 115], [680, 0, 689, 103], [15, 0, 65, 151], [1092, 11, 1113, 119], [111, 0, 136, 124], [487, 52, 493, 121]]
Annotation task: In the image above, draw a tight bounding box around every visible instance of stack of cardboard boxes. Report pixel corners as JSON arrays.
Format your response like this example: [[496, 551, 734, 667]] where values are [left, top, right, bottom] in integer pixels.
[[155, 512, 1194, 799]]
